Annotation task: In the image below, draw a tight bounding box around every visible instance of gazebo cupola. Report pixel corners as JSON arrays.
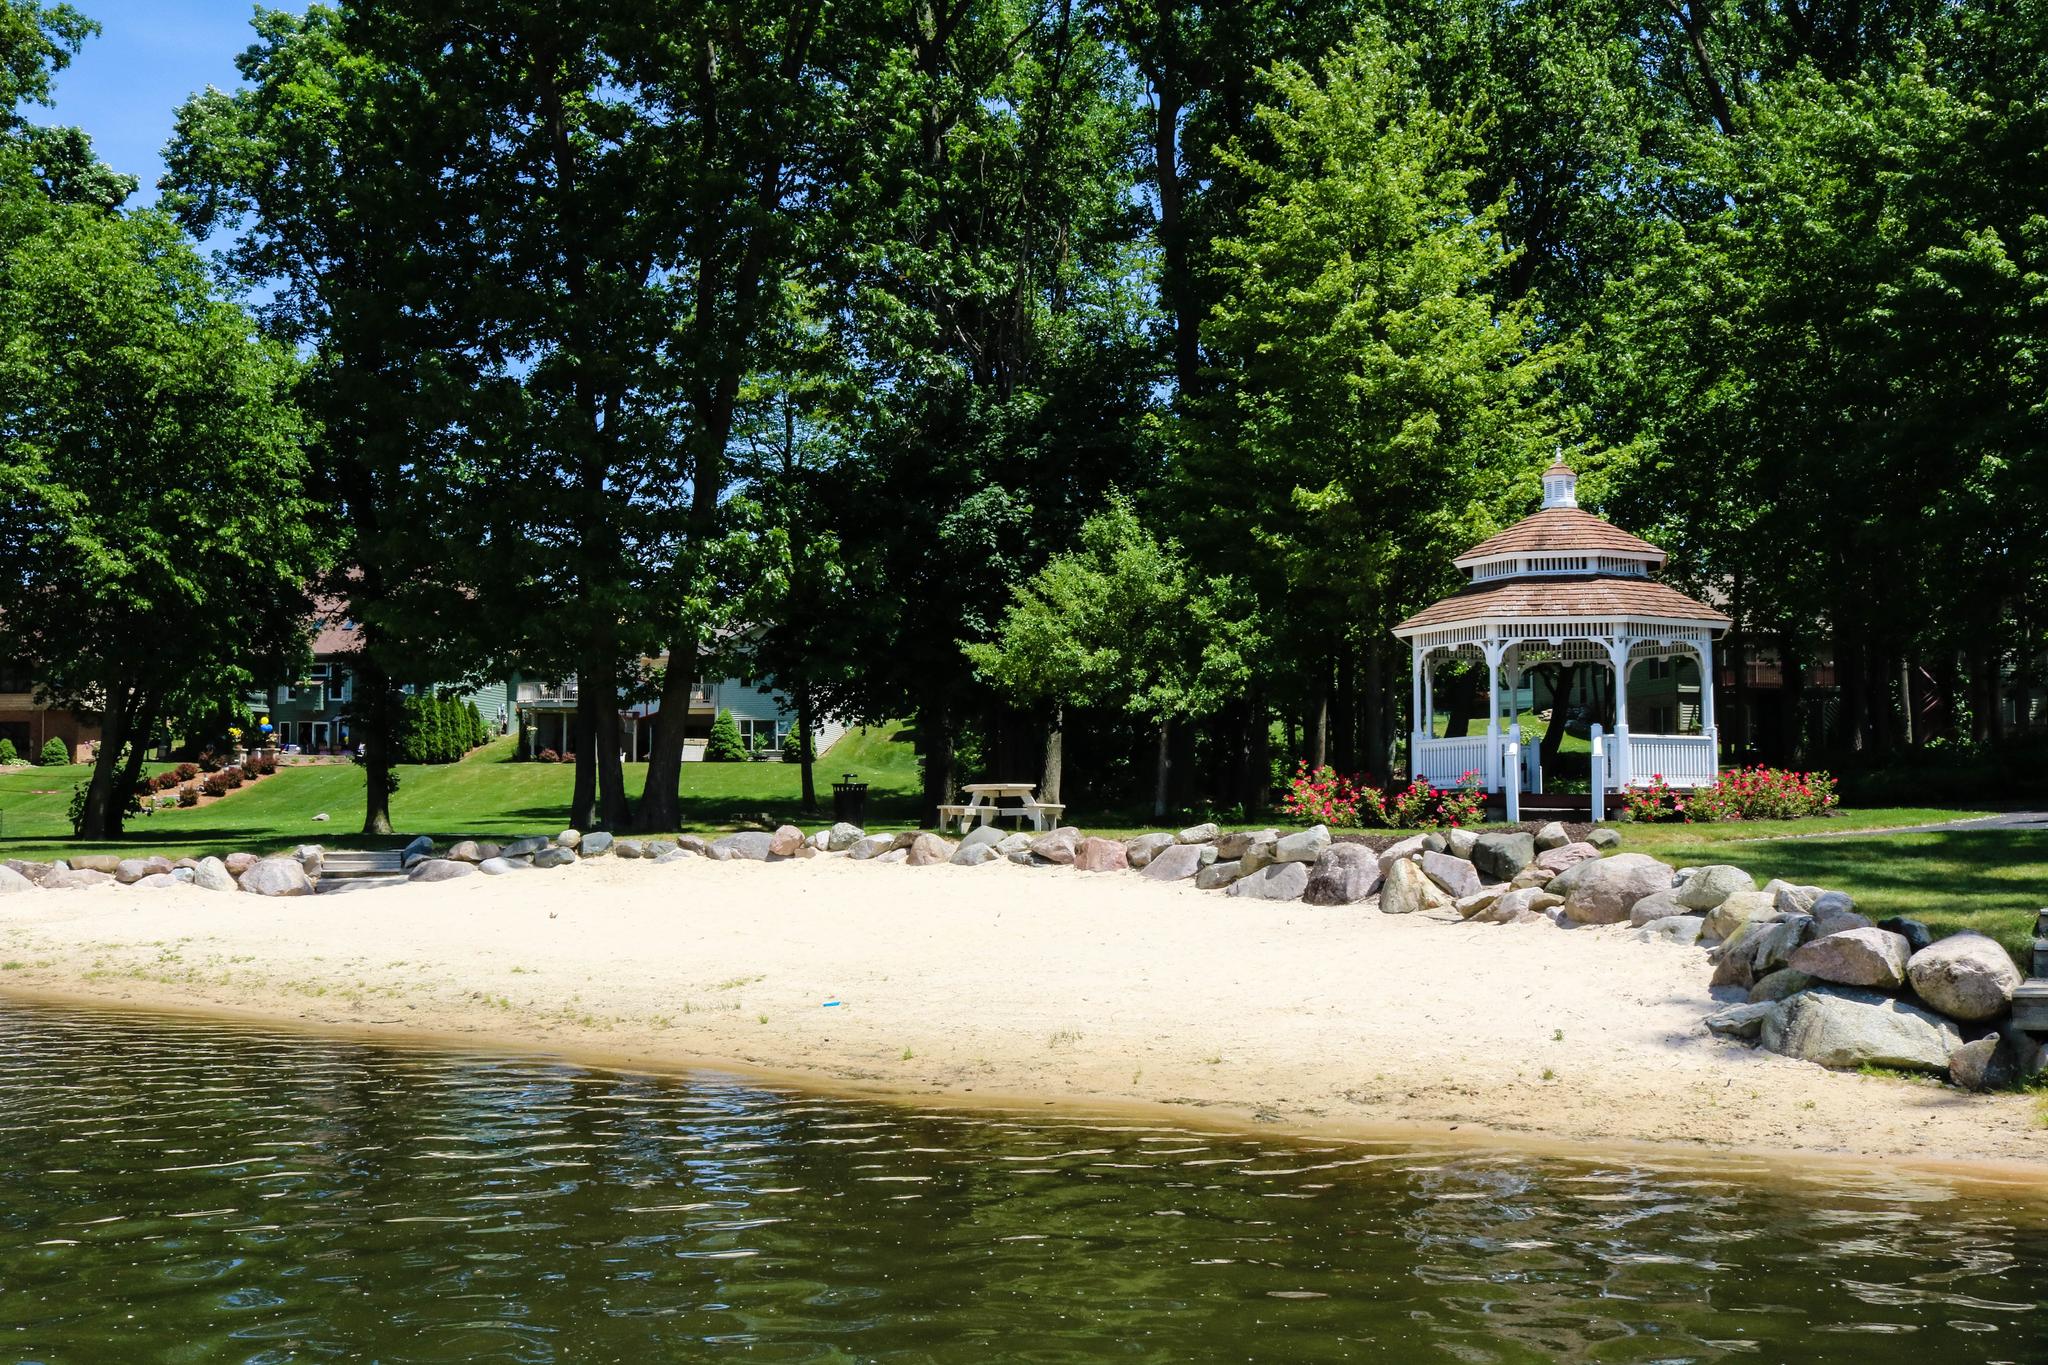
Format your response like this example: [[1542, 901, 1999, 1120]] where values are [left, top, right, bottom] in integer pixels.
[[1393, 461, 1731, 807]]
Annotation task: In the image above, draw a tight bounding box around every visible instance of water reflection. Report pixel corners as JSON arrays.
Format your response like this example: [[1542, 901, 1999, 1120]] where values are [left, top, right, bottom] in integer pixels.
[[0, 1000, 2042, 1363]]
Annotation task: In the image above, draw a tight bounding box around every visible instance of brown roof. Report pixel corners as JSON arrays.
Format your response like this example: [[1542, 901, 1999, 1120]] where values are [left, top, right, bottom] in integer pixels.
[[1453, 508, 1665, 566], [309, 594, 360, 658], [1544, 461, 1575, 478], [1396, 576, 1732, 633]]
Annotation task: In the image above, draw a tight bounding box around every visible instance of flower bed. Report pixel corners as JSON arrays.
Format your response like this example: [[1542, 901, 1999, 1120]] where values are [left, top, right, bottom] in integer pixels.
[[1282, 762, 1486, 829], [1623, 766, 1838, 824]]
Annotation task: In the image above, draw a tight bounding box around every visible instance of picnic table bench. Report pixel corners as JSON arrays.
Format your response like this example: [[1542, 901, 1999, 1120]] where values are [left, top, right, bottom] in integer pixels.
[[937, 782, 1064, 833]]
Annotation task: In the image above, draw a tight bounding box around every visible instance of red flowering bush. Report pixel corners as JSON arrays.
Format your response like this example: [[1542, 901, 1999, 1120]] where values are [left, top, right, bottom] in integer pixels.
[[1624, 766, 1838, 823], [1282, 762, 1362, 826], [1355, 769, 1487, 829]]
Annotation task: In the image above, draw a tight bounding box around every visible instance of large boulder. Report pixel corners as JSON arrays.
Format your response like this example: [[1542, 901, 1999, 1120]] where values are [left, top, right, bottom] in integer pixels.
[[1560, 853, 1674, 925], [1376, 835, 1429, 878], [115, 857, 171, 885], [1478, 886, 1561, 924], [1877, 916, 1934, 955], [1748, 968, 1816, 1004], [1273, 825, 1331, 865], [1704, 1002, 1778, 1040], [402, 835, 435, 862], [1701, 891, 1778, 945], [612, 839, 645, 859], [711, 832, 776, 862], [240, 857, 313, 897], [1140, 843, 1208, 882], [580, 831, 615, 857], [1454, 885, 1507, 919], [0, 865, 34, 895], [1905, 932, 2022, 1022], [1238, 834, 1282, 874], [1444, 827, 1478, 860], [500, 836, 550, 859], [45, 867, 114, 890], [1675, 864, 1758, 912], [1533, 821, 1570, 852], [848, 833, 896, 860], [1176, 822, 1220, 845], [1302, 845, 1381, 907], [825, 823, 865, 852], [191, 856, 236, 893], [1947, 1036, 2013, 1092], [1713, 916, 1816, 989], [995, 832, 1036, 859], [769, 825, 807, 857], [132, 873, 184, 890], [1227, 862, 1310, 901], [1764, 880, 1825, 916], [68, 855, 123, 875], [477, 857, 522, 875], [1533, 842, 1600, 877], [447, 840, 489, 864], [1788, 926, 1912, 989], [1073, 837, 1128, 873], [1380, 858, 1453, 916], [555, 829, 582, 849], [1030, 827, 1082, 864], [1761, 986, 1963, 1073], [1631, 913, 1704, 946], [533, 847, 578, 869], [906, 832, 956, 867], [1124, 833, 1176, 868], [1587, 828, 1622, 850], [1215, 828, 1279, 861], [1627, 889, 1692, 927], [958, 824, 1007, 852], [410, 858, 477, 883], [1471, 831, 1536, 882], [1419, 851, 1481, 900], [1195, 860, 1246, 891], [951, 842, 1002, 867]]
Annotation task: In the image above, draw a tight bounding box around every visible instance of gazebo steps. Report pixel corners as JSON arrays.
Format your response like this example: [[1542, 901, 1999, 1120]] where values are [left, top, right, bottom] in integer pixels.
[[1488, 793, 1595, 819]]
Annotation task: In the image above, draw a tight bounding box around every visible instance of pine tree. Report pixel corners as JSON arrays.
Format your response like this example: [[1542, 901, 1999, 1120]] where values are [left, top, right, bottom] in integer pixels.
[[706, 709, 748, 763]]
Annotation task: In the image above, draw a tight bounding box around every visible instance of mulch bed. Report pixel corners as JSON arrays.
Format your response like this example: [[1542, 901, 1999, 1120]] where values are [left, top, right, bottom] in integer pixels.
[[1333, 821, 1599, 855]]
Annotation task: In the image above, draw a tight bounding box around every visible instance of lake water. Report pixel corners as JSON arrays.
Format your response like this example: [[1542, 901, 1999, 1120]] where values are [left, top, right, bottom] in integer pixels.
[[0, 1000, 2043, 1363]]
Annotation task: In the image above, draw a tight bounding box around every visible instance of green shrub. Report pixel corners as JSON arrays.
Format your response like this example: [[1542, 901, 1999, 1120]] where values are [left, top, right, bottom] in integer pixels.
[[782, 727, 803, 763], [0, 738, 15, 764], [706, 709, 748, 763], [38, 736, 69, 766]]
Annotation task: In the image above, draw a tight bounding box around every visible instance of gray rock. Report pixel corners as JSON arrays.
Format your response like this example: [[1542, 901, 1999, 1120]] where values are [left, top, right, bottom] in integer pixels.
[[1587, 828, 1622, 850], [1380, 858, 1452, 916], [3, 860, 56, 886], [1631, 913, 1704, 946], [292, 844, 324, 872], [1454, 885, 1507, 919], [1074, 837, 1128, 872], [1561, 853, 1675, 925], [1302, 845, 1381, 907], [1743, 915, 1819, 977], [556, 829, 583, 849], [1533, 841, 1600, 877], [1176, 822, 1220, 845], [1031, 827, 1082, 864], [44, 868, 114, 890], [192, 857, 236, 893], [641, 840, 677, 859], [1812, 906, 1876, 938], [1421, 833, 1447, 854], [580, 831, 615, 857], [170, 868, 195, 884], [1761, 986, 1964, 1073], [1877, 916, 1934, 955], [1705, 1001, 1778, 1040], [826, 822, 865, 852], [711, 832, 776, 862], [533, 847, 578, 869], [1140, 843, 1208, 882], [1274, 825, 1331, 865], [995, 832, 1036, 858], [1471, 831, 1536, 882], [1225, 862, 1309, 901], [1376, 835, 1430, 877], [1482, 887, 1563, 924], [1444, 827, 1478, 860], [1534, 821, 1569, 852], [848, 833, 895, 860], [768, 825, 806, 857], [1676, 864, 1758, 912], [1748, 969, 1817, 1004], [951, 842, 1002, 867], [654, 849, 697, 864], [1788, 927, 1912, 989], [1947, 1036, 2012, 1092], [1215, 828, 1280, 861], [477, 858, 521, 875], [410, 858, 477, 883], [239, 857, 313, 897], [501, 836, 550, 859], [1627, 889, 1693, 927], [876, 848, 909, 864], [958, 824, 1007, 852], [613, 839, 646, 859], [1764, 880, 1825, 916], [131, 873, 183, 889], [68, 855, 123, 874], [906, 832, 956, 867], [402, 835, 435, 861], [674, 835, 712, 856], [403, 853, 431, 871], [1195, 860, 1245, 891], [1420, 850, 1481, 900], [1124, 832, 1176, 868], [1906, 932, 2022, 1022], [114, 858, 154, 885], [1701, 891, 1779, 945], [1239, 835, 1281, 874], [447, 840, 489, 863]]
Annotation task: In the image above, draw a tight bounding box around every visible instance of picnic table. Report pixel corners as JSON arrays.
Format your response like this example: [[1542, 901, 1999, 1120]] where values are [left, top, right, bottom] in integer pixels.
[[938, 782, 1065, 834]]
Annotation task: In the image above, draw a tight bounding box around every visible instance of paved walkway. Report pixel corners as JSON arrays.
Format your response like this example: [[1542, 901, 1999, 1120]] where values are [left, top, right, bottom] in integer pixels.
[[1756, 810, 2048, 841]]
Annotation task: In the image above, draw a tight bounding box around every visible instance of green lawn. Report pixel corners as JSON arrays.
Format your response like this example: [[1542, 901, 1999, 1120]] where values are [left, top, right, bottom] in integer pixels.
[[0, 723, 923, 862]]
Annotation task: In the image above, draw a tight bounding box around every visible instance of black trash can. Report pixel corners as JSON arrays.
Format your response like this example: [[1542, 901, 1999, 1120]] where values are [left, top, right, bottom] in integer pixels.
[[832, 775, 869, 825]]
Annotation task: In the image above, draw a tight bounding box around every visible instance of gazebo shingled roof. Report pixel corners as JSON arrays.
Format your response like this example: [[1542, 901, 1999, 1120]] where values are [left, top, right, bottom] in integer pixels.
[[1450, 507, 1666, 567], [1395, 575, 1731, 633]]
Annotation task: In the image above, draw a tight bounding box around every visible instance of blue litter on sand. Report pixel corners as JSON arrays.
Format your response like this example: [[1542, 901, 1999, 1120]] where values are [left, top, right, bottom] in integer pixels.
[[821, 1000, 842, 1007]]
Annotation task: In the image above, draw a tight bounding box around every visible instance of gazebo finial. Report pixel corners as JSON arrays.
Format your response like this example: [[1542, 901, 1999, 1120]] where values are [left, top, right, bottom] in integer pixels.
[[1540, 454, 1578, 510]]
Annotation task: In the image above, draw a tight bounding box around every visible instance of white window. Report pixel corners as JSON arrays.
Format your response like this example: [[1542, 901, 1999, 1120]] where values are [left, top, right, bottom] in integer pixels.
[[736, 718, 791, 751]]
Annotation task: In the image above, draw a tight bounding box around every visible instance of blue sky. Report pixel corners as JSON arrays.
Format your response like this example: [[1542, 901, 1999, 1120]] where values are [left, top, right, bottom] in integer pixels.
[[46, 1, 307, 204]]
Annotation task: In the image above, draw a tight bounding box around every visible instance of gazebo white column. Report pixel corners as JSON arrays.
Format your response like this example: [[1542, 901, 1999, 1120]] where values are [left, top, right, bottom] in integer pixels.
[[1605, 636, 1633, 790], [1698, 635, 1718, 757], [1481, 638, 1505, 790], [1410, 643, 1426, 760]]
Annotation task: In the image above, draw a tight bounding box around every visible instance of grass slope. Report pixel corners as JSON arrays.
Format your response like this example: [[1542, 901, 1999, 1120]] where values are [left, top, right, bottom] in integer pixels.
[[0, 724, 922, 862]]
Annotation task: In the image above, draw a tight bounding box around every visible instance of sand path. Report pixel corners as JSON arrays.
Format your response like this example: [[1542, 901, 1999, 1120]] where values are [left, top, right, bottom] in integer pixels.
[[1, 855, 2041, 1176]]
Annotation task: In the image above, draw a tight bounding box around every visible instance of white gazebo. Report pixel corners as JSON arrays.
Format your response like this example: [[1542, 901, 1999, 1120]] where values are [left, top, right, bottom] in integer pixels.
[[1393, 463, 1731, 813]]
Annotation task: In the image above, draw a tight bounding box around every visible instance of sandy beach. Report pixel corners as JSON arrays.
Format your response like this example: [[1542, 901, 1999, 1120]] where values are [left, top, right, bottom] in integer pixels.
[[2, 854, 2042, 1175]]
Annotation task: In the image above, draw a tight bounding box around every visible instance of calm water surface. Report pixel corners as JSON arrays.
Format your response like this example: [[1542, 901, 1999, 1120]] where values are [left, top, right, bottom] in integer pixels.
[[0, 1001, 2044, 1363]]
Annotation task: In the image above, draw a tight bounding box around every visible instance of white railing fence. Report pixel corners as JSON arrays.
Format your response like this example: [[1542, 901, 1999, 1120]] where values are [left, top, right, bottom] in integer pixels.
[[1627, 733, 1718, 788], [1412, 734, 1492, 790]]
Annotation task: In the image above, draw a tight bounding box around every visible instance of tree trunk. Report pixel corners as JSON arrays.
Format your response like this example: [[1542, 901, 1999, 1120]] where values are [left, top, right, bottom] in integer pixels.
[[1332, 653, 1356, 773], [797, 683, 818, 812], [1309, 681, 1329, 770], [590, 663, 630, 831], [917, 694, 956, 829], [1247, 685, 1271, 816], [1152, 720, 1170, 819], [1040, 702, 1063, 805], [1538, 664, 1580, 770], [570, 687, 598, 829], [356, 658, 397, 836], [637, 639, 700, 832], [77, 686, 134, 840]]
